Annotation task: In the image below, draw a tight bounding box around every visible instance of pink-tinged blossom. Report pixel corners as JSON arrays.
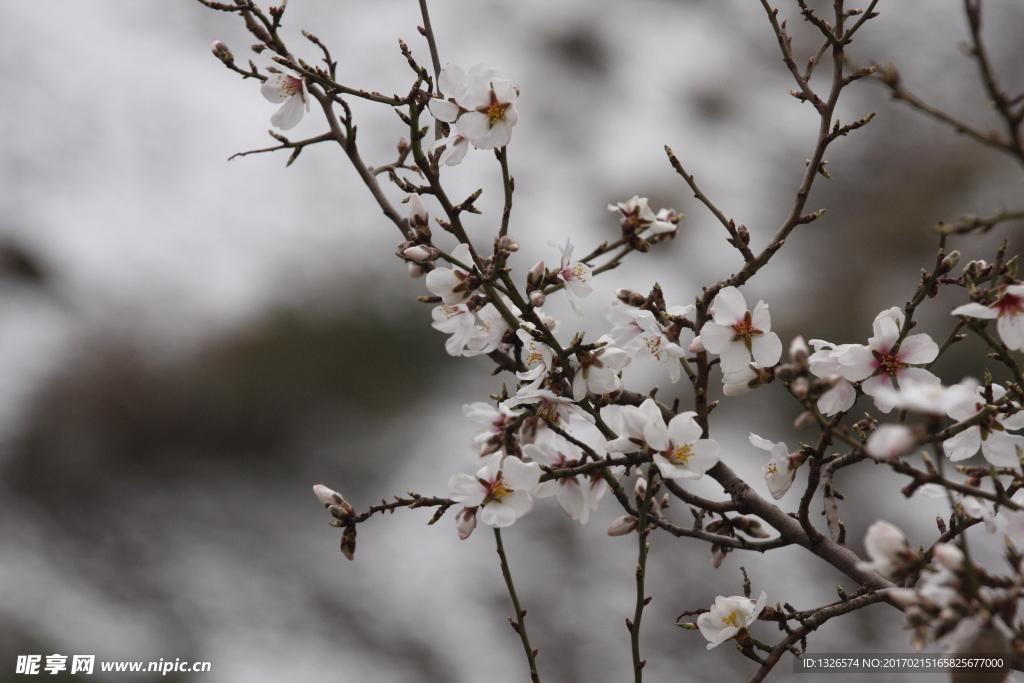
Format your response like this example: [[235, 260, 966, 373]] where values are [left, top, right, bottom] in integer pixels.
[[515, 328, 555, 388], [943, 384, 1024, 466], [571, 335, 631, 401], [448, 453, 541, 528], [865, 424, 918, 458], [856, 520, 919, 580], [431, 303, 478, 356], [697, 592, 767, 650], [952, 283, 1024, 351], [261, 66, 309, 130], [749, 434, 803, 499], [645, 410, 720, 480], [525, 437, 595, 524], [455, 69, 519, 149], [699, 287, 782, 374], [837, 307, 939, 413], [426, 244, 475, 304], [807, 340, 857, 415], [468, 302, 511, 356], [551, 238, 593, 316], [464, 402, 518, 456]]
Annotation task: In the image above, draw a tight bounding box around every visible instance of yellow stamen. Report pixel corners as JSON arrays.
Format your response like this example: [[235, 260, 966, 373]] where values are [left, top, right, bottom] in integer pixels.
[[669, 443, 693, 465], [721, 612, 741, 629]]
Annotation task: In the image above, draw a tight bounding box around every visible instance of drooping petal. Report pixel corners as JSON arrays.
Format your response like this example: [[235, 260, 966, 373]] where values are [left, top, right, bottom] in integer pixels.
[[997, 313, 1024, 351], [556, 479, 589, 523], [749, 433, 776, 451], [271, 93, 306, 130], [981, 431, 1024, 467]]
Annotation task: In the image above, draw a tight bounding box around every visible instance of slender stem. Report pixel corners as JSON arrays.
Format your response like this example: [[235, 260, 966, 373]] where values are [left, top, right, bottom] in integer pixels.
[[630, 467, 655, 682], [494, 528, 541, 683]]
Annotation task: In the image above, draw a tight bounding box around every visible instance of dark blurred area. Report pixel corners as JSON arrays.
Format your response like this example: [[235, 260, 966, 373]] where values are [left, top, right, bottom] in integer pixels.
[[1, 0, 1023, 681]]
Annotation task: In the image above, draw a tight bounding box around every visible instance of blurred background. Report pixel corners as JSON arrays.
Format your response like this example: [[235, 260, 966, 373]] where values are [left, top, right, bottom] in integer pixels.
[[1, 0, 1022, 680]]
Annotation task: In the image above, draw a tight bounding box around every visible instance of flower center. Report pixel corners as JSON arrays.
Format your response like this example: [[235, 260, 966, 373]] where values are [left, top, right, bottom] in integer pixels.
[[721, 612, 741, 629], [482, 95, 510, 127], [765, 462, 778, 475], [995, 292, 1023, 318], [873, 350, 909, 377], [668, 443, 694, 465], [282, 75, 303, 97], [439, 304, 464, 320], [536, 399, 561, 423], [644, 335, 665, 360], [731, 311, 763, 344], [562, 264, 587, 282], [482, 475, 512, 504]]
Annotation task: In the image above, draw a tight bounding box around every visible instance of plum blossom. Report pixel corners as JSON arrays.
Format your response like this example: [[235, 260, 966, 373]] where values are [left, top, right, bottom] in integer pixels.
[[699, 287, 782, 373], [697, 592, 767, 650], [426, 244, 476, 304], [645, 411, 720, 480], [856, 520, 920, 580], [261, 66, 309, 130], [749, 434, 805, 499], [952, 283, 1024, 351], [551, 238, 593, 316], [943, 384, 1024, 466], [448, 453, 541, 528], [431, 303, 478, 356], [807, 340, 857, 415], [464, 402, 518, 456], [838, 307, 939, 413], [626, 309, 689, 382], [571, 335, 631, 401]]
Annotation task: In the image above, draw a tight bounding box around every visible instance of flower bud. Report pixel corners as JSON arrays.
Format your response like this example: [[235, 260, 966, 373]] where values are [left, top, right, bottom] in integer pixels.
[[526, 261, 545, 291], [774, 363, 799, 382], [793, 411, 817, 429], [211, 40, 234, 65], [455, 507, 477, 540], [537, 310, 560, 332], [529, 291, 545, 307], [408, 193, 428, 229], [736, 224, 750, 245], [940, 250, 960, 273], [341, 525, 357, 561], [616, 288, 646, 307], [497, 235, 519, 252], [788, 335, 809, 363], [607, 515, 638, 536], [710, 544, 727, 568], [732, 516, 771, 539], [866, 424, 917, 458], [688, 335, 706, 353], [791, 377, 809, 399], [403, 245, 432, 262], [634, 473, 647, 498], [407, 262, 425, 278], [397, 136, 410, 155], [932, 542, 964, 571], [313, 484, 352, 512]]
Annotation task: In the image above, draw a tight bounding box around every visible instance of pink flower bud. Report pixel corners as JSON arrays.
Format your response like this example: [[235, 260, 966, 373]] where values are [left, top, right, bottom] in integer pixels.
[[866, 424, 917, 458], [455, 507, 477, 540], [526, 261, 545, 290], [788, 335, 809, 363], [932, 542, 964, 571], [607, 515, 638, 536], [313, 484, 347, 508], [211, 40, 234, 65], [408, 193, 428, 228], [688, 336, 706, 353], [408, 262, 425, 278], [529, 291, 545, 307]]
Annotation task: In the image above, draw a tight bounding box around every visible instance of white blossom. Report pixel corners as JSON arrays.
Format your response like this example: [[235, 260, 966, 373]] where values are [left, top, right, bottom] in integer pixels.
[[807, 339, 857, 415], [749, 433, 803, 499], [866, 424, 918, 458], [856, 520, 918, 580], [699, 287, 782, 373], [464, 402, 518, 456], [261, 66, 309, 130], [448, 453, 541, 528], [515, 328, 555, 389], [571, 335, 631, 401], [645, 411, 720, 480], [943, 384, 1024, 466], [425, 244, 475, 304], [551, 238, 592, 316], [431, 303, 478, 356], [697, 592, 767, 650]]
